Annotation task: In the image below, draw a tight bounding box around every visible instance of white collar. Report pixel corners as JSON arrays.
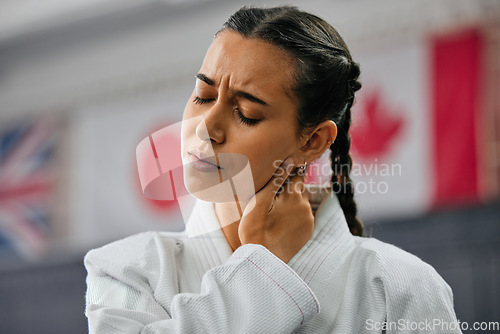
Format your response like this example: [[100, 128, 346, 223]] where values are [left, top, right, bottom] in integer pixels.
[[184, 187, 353, 283], [287, 190, 354, 284]]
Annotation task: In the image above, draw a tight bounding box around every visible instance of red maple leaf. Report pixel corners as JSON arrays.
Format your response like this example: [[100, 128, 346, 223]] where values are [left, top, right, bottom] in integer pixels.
[[350, 90, 405, 161]]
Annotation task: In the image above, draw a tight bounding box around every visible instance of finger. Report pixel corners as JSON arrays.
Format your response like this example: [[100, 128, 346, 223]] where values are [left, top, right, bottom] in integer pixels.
[[301, 184, 310, 200], [284, 169, 306, 197], [261, 157, 295, 203]]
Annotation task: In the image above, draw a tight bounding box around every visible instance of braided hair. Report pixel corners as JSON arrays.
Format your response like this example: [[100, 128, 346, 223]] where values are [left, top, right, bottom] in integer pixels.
[[219, 6, 364, 236]]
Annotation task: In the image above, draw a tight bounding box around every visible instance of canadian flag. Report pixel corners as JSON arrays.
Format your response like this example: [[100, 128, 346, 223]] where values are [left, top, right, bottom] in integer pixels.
[[347, 28, 484, 220]]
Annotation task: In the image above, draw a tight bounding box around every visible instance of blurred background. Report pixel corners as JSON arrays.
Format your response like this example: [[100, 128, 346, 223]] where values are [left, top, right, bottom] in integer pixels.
[[0, 0, 499, 333]]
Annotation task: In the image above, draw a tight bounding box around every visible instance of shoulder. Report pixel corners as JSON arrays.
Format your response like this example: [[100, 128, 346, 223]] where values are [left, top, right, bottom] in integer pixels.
[[353, 236, 437, 273], [84, 231, 188, 317], [351, 236, 456, 315], [84, 231, 186, 279], [352, 236, 453, 299]]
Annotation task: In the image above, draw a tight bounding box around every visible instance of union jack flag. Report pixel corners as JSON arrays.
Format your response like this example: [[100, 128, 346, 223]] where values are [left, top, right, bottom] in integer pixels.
[[0, 115, 60, 259]]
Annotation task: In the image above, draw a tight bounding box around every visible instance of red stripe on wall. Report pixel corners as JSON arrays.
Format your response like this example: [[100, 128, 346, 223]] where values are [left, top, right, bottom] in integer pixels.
[[431, 29, 483, 207]]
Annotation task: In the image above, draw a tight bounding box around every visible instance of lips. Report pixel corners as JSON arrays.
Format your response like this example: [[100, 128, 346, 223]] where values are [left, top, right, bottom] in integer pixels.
[[187, 149, 222, 169]]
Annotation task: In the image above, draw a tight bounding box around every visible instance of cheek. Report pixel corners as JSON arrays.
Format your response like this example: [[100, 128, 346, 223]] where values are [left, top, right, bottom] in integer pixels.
[[182, 98, 196, 119], [245, 129, 293, 187]]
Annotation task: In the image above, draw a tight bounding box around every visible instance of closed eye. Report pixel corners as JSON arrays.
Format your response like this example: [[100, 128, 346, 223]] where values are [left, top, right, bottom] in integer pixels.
[[193, 96, 215, 104], [193, 96, 261, 126], [236, 109, 261, 126]]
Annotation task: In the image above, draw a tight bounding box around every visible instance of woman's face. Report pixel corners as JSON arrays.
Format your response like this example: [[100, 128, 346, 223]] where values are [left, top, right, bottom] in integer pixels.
[[182, 30, 303, 200]]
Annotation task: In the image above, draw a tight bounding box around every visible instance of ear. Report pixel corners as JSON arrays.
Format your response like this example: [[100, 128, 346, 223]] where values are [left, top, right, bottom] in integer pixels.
[[291, 120, 337, 165]]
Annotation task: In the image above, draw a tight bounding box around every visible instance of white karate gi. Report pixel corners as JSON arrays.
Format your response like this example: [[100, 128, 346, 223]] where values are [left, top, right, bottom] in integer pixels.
[[84, 190, 461, 333]]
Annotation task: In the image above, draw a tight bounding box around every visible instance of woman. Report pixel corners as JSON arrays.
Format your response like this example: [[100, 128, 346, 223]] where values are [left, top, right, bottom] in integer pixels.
[[85, 6, 461, 333]]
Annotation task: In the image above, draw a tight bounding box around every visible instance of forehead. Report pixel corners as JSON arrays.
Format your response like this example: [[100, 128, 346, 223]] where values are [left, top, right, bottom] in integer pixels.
[[199, 30, 297, 100]]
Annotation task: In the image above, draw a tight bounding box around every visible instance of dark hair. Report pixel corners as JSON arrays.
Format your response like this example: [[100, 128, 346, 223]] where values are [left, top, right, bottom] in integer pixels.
[[218, 6, 363, 236]]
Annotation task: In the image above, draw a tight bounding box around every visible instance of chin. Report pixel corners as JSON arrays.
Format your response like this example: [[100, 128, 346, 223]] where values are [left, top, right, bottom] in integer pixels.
[[183, 165, 225, 202]]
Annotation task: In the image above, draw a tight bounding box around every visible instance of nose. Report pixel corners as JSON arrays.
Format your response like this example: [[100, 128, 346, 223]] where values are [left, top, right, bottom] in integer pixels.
[[195, 103, 226, 145]]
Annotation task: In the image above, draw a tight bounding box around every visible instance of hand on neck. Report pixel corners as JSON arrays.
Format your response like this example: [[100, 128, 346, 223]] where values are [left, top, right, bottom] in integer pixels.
[[213, 184, 331, 253]]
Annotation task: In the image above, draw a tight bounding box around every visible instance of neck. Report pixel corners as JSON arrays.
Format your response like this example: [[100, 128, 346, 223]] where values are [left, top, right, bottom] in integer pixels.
[[213, 184, 331, 252], [214, 201, 243, 252]]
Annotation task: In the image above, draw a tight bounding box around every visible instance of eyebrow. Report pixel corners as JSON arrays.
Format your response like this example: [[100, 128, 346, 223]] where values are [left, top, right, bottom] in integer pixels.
[[196, 73, 269, 106], [196, 73, 215, 86]]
